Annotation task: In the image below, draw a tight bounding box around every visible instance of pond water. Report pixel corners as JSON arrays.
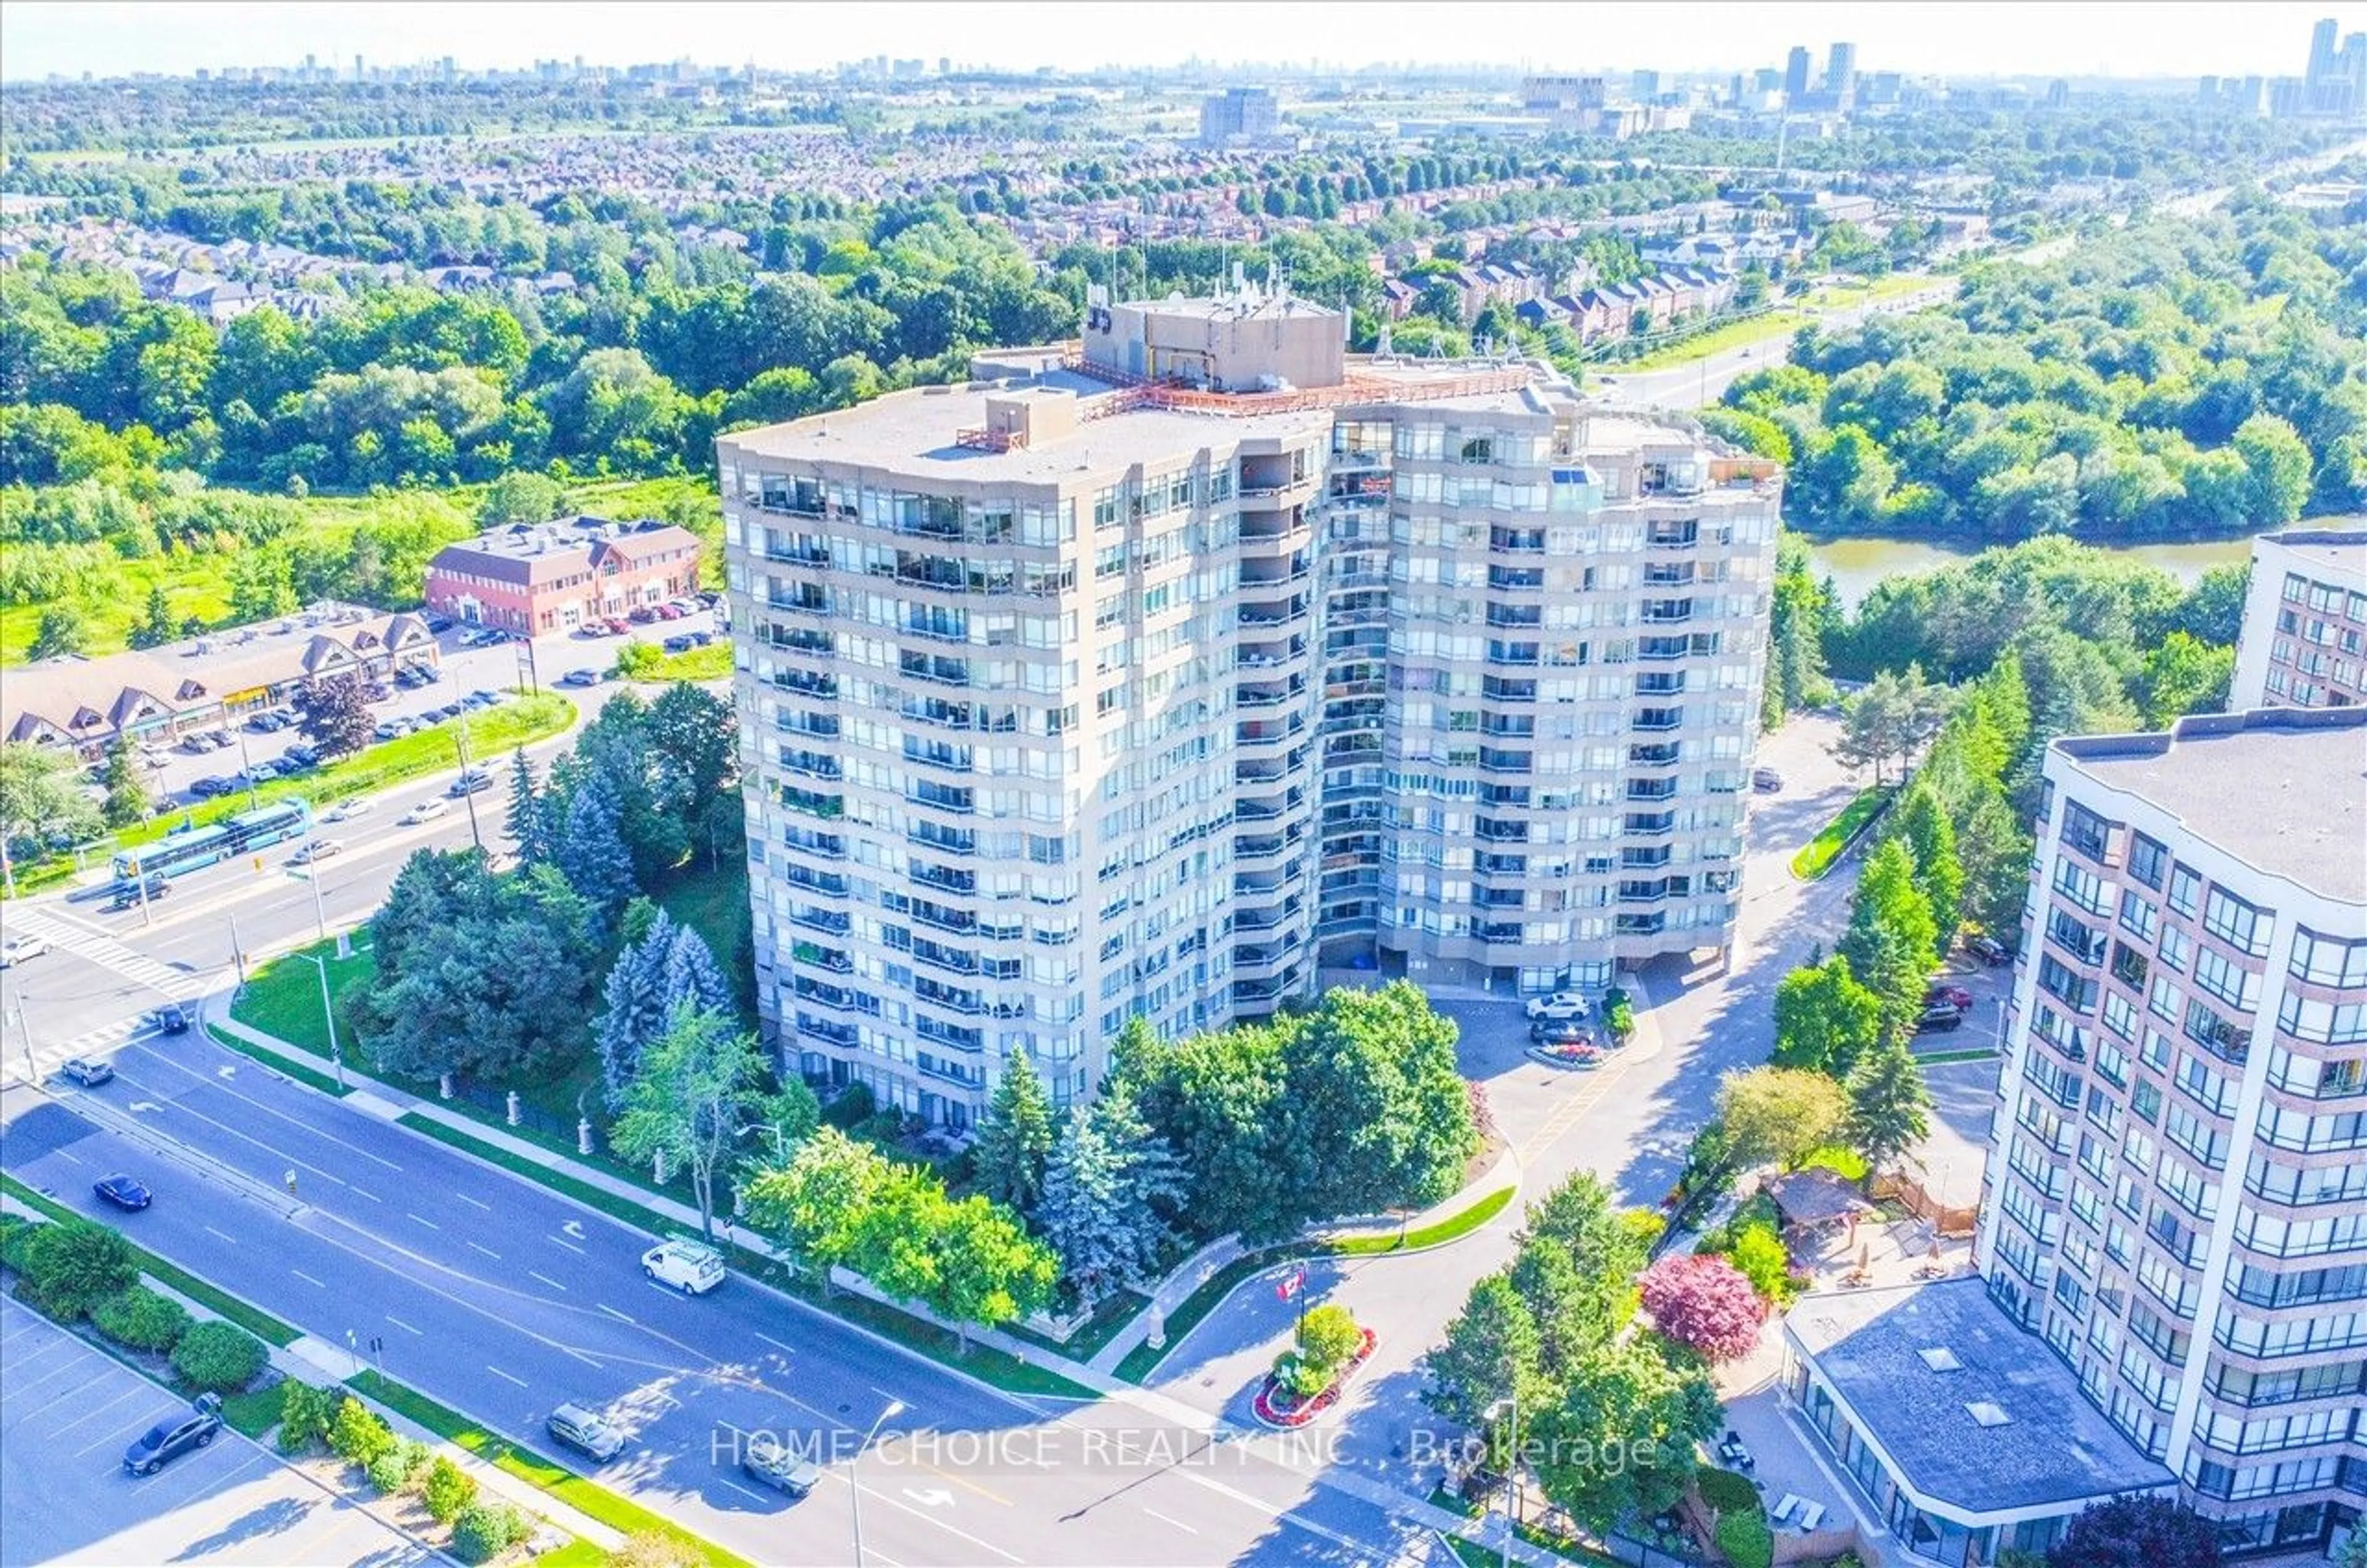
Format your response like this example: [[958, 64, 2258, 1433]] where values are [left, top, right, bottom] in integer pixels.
[[1801, 520, 2367, 609]]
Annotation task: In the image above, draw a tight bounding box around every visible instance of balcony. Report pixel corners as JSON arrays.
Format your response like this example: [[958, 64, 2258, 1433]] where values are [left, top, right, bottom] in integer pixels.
[[1647, 523, 1699, 550], [1616, 912, 1667, 936], [767, 589, 833, 617], [795, 1014, 859, 1048], [788, 907, 851, 936], [1489, 528, 1547, 555], [1477, 748, 1533, 775], [1237, 680, 1303, 709], [1236, 759, 1290, 785], [1629, 743, 1681, 767], [1625, 811, 1676, 837], [772, 669, 838, 700], [1638, 637, 1693, 663], [899, 653, 971, 688], [912, 862, 976, 896], [1482, 676, 1537, 703], [909, 780, 975, 815], [1487, 566, 1546, 592], [1632, 708, 1683, 732], [767, 626, 835, 657], [1238, 598, 1310, 629], [1627, 778, 1679, 802]]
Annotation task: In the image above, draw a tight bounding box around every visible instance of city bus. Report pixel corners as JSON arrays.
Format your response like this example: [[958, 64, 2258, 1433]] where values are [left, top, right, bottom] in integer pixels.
[[112, 798, 314, 884]]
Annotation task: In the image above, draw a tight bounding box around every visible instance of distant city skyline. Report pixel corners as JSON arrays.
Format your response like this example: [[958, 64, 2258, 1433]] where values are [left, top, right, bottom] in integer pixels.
[[0, 1, 2355, 84]]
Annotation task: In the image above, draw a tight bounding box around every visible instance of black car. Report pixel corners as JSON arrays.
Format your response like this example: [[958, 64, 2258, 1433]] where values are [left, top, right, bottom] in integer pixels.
[[283, 743, 321, 768], [146, 1003, 191, 1035], [124, 1395, 222, 1476], [448, 769, 496, 798], [1915, 1002, 1966, 1034], [1529, 1019, 1589, 1046], [422, 612, 456, 633], [94, 1172, 153, 1211], [106, 876, 168, 912], [189, 775, 235, 798], [1964, 934, 2014, 967], [663, 634, 695, 653]]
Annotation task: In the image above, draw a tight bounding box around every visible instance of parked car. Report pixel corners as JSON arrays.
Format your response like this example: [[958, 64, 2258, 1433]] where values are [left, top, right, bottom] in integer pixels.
[[94, 1172, 153, 1211], [59, 1057, 115, 1088], [448, 769, 495, 798], [0, 934, 49, 967], [245, 711, 287, 733], [603, 618, 631, 635], [459, 692, 496, 711], [123, 1395, 223, 1476], [288, 838, 345, 866], [655, 603, 685, 621], [145, 1004, 191, 1035], [322, 798, 377, 824], [628, 606, 659, 624], [1964, 934, 2014, 967], [1530, 1019, 1590, 1047], [372, 719, 414, 743], [546, 1403, 626, 1464], [190, 775, 237, 798], [1524, 991, 1591, 1022], [1751, 767, 1784, 793], [663, 634, 695, 654], [458, 627, 504, 648], [400, 799, 451, 825], [1926, 981, 1975, 1011], [421, 612, 456, 634], [1915, 1002, 1966, 1034], [642, 1238, 726, 1295], [282, 743, 321, 768], [559, 668, 602, 688], [689, 631, 714, 647], [740, 1432, 822, 1498]]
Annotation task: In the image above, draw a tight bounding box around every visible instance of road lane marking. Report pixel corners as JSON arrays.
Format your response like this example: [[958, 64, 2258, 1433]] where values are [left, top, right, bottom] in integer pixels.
[[858, 1482, 1021, 1562], [1143, 1508, 1198, 1535], [292, 1269, 325, 1287], [454, 1193, 493, 1212], [597, 1304, 634, 1323], [385, 1315, 422, 1336], [529, 1271, 569, 1292], [561, 1346, 602, 1368], [202, 1225, 239, 1245], [719, 1478, 770, 1505], [407, 1211, 441, 1231], [547, 1234, 584, 1254], [754, 1332, 795, 1355], [486, 1364, 528, 1388], [467, 1241, 501, 1260], [348, 1186, 383, 1203]]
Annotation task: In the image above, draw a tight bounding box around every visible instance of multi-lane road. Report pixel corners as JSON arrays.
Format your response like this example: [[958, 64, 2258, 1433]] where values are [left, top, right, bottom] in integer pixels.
[[1, 1021, 1460, 1567]]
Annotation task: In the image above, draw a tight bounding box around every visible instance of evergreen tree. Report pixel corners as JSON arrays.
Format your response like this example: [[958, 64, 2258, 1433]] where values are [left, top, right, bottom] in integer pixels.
[[1846, 1033, 1933, 1182], [504, 748, 551, 862], [555, 772, 636, 933], [1889, 782, 1966, 952], [1034, 1078, 1186, 1309], [594, 912, 676, 1108], [973, 1050, 1056, 1215], [660, 925, 731, 1017], [1839, 839, 1939, 1041], [128, 585, 178, 651], [98, 740, 149, 829]]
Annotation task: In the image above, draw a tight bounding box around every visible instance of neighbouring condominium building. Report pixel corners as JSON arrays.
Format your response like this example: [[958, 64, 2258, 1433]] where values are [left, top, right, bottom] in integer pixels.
[[2228, 527, 2367, 711], [1979, 704, 2367, 1558], [718, 284, 1781, 1124]]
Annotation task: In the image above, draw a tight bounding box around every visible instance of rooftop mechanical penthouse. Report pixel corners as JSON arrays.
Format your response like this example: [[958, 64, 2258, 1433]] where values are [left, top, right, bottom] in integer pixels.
[[719, 282, 1783, 1125]]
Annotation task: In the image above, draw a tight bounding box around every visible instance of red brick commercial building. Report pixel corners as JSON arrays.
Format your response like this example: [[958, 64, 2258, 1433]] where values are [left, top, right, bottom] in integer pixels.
[[424, 517, 704, 636]]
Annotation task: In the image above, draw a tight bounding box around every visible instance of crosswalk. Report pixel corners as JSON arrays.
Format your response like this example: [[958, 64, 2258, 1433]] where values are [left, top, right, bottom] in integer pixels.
[[1, 1011, 166, 1087], [4, 907, 194, 997]]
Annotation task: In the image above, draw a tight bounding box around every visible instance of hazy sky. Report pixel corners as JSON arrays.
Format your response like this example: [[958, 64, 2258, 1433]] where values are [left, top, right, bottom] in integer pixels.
[[0, 1, 2349, 83]]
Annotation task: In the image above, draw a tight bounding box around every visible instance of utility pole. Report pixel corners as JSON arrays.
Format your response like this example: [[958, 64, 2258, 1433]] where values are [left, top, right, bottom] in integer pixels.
[[454, 711, 483, 852], [12, 991, 35, 1084]]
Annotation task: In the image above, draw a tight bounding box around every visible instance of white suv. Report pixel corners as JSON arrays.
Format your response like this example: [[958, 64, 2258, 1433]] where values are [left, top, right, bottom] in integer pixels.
[[642, 1238, 725, 1295], [1524, 991, 1592, 1022]]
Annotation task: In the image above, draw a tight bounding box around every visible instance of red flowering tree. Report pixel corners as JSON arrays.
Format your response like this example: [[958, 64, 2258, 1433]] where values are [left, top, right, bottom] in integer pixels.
[[1639, 1254, 1767, 1363]]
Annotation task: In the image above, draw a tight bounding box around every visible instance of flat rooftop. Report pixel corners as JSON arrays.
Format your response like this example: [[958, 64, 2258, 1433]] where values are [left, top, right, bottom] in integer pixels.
[[1787, 1279, 2174, 1515], [2259, 526, 2367, 586], [2055, 707, 2367, 906]]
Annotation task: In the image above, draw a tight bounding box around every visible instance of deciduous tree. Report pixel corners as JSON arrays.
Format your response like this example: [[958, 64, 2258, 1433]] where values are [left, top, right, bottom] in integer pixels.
[[2046, 1495, 2220, 1568], [1770, 956, 1883, 1078], [0, 741, 101, 894], [609, 1003, 772, 1244], [293, 673, 376, 760], [1638, 1254, 1765, 1363], [1717, 1067, 1849, 1172], [1531, 1335, 1722, 1534]]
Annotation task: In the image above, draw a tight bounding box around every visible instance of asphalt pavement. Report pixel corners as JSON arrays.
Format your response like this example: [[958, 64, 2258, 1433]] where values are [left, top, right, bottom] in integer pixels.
[[0, 1294, 434, 1568], [0, 1027, 1462, 1567]]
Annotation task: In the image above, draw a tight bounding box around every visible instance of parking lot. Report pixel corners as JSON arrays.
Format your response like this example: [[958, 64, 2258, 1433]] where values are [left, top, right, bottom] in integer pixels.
[[133, 599, 724, 811], [0, 1294, 431, 1568]]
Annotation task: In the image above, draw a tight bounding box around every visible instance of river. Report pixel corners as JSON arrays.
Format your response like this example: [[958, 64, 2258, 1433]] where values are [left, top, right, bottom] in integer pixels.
[[1803, 519, 2367, 609]]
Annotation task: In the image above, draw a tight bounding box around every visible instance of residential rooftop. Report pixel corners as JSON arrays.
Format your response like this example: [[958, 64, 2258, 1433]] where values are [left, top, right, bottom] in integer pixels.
[[2054, 706, 2367, 905], [2257, 525, 2367, 585], [1786, 1279, 2175, 1514]]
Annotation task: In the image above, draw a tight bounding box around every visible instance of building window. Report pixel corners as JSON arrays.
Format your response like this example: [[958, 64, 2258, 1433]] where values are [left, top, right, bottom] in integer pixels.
[[2203, 888, 2271, 958]]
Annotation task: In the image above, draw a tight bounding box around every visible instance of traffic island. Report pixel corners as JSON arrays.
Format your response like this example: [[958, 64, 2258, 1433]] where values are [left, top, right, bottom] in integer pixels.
[[1251, 1305, 1377, 1429]]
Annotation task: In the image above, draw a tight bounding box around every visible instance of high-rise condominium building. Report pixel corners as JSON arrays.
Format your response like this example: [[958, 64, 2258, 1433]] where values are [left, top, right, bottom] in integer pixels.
[[1784, 46, 1813, 102], [718, 286, 1781, 1125], [2229, 528, 2367, 712], [1977, 706, 2367, 1557], [1825, 41, 1858, 105], [1198, 86, 1280, 147]]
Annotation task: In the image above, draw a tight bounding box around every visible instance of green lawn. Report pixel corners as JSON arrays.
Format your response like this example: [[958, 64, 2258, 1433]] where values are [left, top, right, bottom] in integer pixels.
[[1915, 1047, 2000, 1065], [1332, 1185, 1515, 1256], [208, 1023, 353, 1097], [1618, 309, 1812, 373], [348, 1370, 748, 1568], [1789, 785, 1895, 880], [619, 640, 733, 683], [227, 941, 378, 1061], [219, 1382, 285, 1439], [1, 475, 719, 668]]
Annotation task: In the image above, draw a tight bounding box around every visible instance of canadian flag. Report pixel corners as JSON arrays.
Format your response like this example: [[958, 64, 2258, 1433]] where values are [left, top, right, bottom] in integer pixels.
[[1275, 1264, 1308, 1302]]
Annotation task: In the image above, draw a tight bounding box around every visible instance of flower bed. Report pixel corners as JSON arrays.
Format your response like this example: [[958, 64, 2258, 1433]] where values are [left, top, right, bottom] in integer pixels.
[[1251, 1328, 1378, 1428], [1527, 1040, 1605, 1070]]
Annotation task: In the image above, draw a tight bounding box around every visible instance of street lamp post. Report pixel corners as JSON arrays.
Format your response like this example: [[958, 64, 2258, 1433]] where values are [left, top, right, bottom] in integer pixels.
[[737, 1121, 787, 1164], [1486, 1390, 1521, 1568], [850, 1398, 906, 1568], [300, 952, 346, 1089], [453, 711, 484, 852], [11, 992, 35, 1084]]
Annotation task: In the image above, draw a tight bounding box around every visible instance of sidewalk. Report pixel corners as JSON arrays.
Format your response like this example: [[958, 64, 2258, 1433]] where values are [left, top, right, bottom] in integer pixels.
[[208, 1002, 1576, 1567]]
